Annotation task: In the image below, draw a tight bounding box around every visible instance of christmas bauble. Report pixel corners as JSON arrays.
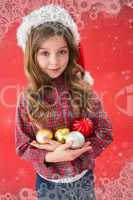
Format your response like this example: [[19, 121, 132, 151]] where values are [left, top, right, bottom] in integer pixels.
[[36, 128, 53, 144], [65, 131, 85, 149], [55, 128, 70, 143], [72, 118, 94, 137]]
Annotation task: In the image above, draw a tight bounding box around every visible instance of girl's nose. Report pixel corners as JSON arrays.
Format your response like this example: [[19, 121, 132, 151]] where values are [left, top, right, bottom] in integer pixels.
[[49, 54, 58, 67]]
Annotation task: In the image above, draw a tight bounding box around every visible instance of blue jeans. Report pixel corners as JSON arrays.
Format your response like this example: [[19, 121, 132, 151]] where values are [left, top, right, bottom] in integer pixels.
[[35, 170, 96, 200]]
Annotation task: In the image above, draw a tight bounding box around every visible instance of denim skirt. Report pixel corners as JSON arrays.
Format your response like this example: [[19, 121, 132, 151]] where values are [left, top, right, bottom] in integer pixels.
[[35, 170, 96, 200]]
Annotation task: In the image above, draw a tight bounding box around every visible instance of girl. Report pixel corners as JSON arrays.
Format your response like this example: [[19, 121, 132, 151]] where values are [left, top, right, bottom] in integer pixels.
[[15, 4, 113, 200]]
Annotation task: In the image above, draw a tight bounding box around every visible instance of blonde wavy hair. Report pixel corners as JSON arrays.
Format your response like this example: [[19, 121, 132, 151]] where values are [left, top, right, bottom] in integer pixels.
[[23, 21, 93, 127]]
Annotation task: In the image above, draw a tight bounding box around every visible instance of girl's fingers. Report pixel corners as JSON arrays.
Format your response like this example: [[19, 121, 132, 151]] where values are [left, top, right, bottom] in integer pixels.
[[30, 139, 55, 146], [83, 141, 91, 148], [48, 139, 61, 145], [30, 140, 37, 144], [75, 146, 92, 155], [30, 141, 38, 147], [84, 146, 92, 152], [59, 141, 73, 150], [81, 147, 93, 155], [30, 143, 40, 148], [30, 140, 60, 151], [30, 141, 48, 149], [39, 144, 51, 150], [30, 140, 91, 152]]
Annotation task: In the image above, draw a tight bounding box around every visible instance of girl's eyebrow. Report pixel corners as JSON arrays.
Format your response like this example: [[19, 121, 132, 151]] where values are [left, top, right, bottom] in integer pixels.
[[59, 46, 68, 49], [39, 46, 68, 50]]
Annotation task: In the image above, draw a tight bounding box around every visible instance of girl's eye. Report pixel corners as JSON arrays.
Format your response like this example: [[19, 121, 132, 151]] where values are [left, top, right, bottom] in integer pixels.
[[59, 50, 68, 55], [41, 51, 49, 56]]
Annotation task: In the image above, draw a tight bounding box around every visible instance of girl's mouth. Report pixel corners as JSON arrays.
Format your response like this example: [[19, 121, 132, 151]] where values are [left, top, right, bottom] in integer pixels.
[[48, 68, 60, 71]]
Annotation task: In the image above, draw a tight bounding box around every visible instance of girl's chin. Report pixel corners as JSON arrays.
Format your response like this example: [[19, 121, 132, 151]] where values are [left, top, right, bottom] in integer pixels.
[[47, 71, 63, 79]]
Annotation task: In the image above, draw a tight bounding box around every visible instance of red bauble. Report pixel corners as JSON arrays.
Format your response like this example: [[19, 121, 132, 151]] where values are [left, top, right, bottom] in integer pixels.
[[72, 118, 94, 137]]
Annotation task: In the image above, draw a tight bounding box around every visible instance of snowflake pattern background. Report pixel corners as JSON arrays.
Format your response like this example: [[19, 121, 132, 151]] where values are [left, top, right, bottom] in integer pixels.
[[0, 0, 133, 41], [0, 0, 133, 199], [0, 157, 133, 199]]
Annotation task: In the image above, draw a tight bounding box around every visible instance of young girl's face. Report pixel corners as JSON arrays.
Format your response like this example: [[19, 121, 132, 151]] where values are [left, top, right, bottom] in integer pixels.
[[37, 35, 69, 79]]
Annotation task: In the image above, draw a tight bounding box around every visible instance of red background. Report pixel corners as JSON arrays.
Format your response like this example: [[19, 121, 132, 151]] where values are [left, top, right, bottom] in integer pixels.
[[0, 1, 133, 199]]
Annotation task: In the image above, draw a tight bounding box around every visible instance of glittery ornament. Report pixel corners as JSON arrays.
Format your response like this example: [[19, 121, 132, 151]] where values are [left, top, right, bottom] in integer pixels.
[[36, 128, 53, 144], [65, 131, 85, 149], [54, 128, 70, 143]]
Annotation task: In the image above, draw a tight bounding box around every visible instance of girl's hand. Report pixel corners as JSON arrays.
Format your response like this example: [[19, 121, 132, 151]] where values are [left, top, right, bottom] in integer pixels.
[[45, 141, 92, 163], [30, 139, 61, 151]]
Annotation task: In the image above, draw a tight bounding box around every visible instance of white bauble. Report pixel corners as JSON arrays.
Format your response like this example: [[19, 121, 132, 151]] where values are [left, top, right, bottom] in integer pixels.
[[65, 131, 85, 149]]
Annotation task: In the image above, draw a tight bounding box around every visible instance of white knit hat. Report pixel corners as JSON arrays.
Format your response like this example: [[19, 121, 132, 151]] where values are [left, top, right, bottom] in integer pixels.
[[17, 4, 80, 52]]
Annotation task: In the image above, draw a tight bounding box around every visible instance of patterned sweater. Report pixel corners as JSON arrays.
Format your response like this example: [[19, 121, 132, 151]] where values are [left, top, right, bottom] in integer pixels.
[[15, 75, 113, 180]]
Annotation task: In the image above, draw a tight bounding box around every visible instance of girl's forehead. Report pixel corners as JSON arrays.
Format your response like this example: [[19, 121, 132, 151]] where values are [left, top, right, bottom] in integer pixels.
[[39, 35, 68, 49]]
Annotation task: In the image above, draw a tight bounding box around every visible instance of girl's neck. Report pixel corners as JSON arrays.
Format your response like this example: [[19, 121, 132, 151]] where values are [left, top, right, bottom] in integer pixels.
[[50, 72, 65, 86]]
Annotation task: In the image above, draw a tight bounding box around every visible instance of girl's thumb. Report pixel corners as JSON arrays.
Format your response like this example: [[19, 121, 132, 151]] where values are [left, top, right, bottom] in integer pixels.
[[63, 141, 73, 150]]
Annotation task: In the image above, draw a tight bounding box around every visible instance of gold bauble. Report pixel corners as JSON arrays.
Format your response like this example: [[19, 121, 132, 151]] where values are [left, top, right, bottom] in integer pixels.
[[55, 128, 70, 143], [36, 128, 53, 144]]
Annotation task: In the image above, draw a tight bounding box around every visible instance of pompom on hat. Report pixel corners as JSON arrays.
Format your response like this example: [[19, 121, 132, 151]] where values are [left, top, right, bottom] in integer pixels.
[[16, 4, 94, 85]]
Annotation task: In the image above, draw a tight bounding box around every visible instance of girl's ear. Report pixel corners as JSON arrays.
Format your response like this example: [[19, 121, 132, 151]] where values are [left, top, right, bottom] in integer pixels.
[[84, 71, 94, 85]]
